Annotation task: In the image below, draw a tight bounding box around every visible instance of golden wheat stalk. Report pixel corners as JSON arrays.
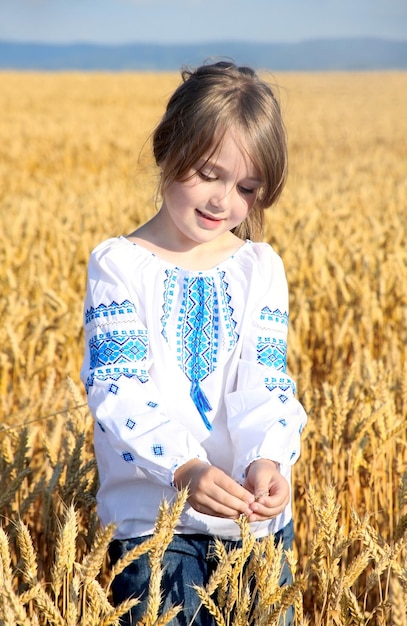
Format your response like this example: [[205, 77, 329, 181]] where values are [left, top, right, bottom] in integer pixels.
[[51, 503, 78, 604], [16, 519, 38, 585], [193, 585, 227, 626], [98, 597, 141, 626], [80, 521, 115, 585], [81, 578, 116, 626]]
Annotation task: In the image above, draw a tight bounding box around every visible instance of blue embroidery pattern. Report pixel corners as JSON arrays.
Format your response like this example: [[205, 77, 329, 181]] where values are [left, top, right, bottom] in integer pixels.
[[122, 452, 135, 463], [257, 308, 288, 374], [264, 375, 296, 396], [152, 444, 164, 456], [161, 268, 179, 342], [85, 300, 137, 325], [85, 301, 149, 391], [85, 368, 149, 393], [180, 276, 216, 429], [159, 271, 238, 431], [218, 271, 239, 348], [260, 306, 289, 327], [85, 367, 149, 393], [257, 337, 287, 371], [89, 329, 148, 369]]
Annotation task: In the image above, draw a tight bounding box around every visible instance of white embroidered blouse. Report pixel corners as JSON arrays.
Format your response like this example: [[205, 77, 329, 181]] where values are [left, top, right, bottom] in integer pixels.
[[81, 236, 307, 540]]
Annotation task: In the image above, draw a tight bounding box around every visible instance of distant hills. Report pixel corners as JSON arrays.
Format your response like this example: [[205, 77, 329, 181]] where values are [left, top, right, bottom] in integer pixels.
[[1, 38, 406, 71]]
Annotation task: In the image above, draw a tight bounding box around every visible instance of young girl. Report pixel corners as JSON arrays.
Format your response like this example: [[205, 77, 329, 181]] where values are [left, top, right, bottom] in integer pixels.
[[81, 61, 307, 625]]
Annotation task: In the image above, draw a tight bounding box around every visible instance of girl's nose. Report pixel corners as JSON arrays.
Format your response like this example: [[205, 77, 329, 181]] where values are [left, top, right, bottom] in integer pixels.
[[209, 183, 233, 210]]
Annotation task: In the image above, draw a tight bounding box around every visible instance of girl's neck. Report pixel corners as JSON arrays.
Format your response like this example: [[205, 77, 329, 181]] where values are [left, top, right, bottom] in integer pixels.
[[127, 215, 245, 271]]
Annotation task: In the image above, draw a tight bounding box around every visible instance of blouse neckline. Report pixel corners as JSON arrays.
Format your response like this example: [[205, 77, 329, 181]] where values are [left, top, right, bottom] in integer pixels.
[[118, 235, 252, 275]]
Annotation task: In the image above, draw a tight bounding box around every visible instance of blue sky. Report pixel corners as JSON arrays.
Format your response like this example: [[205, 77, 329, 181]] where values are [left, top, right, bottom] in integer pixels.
[[1, 0, 406, 44]]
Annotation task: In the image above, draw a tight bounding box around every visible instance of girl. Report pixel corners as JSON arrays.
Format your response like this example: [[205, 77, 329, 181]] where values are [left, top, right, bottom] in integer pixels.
[[81, 61, 307, 625]]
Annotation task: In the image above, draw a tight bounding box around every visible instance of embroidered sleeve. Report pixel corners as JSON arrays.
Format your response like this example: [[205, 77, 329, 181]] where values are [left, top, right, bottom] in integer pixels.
[[80, 246, 209, 487], [225, 249, 307, 482]]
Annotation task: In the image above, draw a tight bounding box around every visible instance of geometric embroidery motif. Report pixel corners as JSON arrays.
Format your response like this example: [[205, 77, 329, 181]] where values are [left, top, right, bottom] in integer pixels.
[[85, 299, 137, 325], [257, 337, 287, 371], [259, 306, 289, 327], [89, 329, 148, 369], [176, 273, 239, 431], [173, 273, 240, 385], [126, 418, 136, 429], [151, 444, 164, 456], [264, 375, 296, 396], [161, 268, 179, 342], [159, 270, 239, 431], [218, 271, 239, 348], [177, 275, 219, 383], [122, 452, 135, 462], [84, 368, 149, 394]]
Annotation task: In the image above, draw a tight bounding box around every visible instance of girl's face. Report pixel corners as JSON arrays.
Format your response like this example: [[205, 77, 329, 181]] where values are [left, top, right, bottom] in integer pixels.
[[160, 130, 263, 248]]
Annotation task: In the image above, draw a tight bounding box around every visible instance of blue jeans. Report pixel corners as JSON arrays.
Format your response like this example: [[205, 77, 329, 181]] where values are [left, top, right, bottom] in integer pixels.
[[108, 520, 294, 626]]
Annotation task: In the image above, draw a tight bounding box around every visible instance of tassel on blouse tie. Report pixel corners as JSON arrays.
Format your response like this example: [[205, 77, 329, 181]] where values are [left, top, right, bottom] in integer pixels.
[[190, 380, 213, 431]]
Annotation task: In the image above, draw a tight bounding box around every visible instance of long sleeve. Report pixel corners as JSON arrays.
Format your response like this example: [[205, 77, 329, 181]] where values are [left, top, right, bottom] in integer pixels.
[[80, 240, 210, 487], [225, 247, 307, 483]]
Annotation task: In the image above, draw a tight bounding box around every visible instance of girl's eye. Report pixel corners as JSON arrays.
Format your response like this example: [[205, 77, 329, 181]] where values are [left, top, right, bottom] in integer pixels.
[[238, 185, 256, 195], [197, 170, 217, 182]]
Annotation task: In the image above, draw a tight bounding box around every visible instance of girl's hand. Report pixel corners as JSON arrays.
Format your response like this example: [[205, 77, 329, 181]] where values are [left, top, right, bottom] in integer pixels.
[[244, 459, 290, 522], [174, 459, 255, 519]]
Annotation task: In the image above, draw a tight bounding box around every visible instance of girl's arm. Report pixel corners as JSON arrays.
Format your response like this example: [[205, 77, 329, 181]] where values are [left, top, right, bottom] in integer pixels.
[[81, 244, 209, 488], [225, 246, 307, 491]]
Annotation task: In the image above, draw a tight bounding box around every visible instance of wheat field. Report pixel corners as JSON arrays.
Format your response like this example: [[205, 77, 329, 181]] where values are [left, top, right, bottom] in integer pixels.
[[0, 70, 406, 625]]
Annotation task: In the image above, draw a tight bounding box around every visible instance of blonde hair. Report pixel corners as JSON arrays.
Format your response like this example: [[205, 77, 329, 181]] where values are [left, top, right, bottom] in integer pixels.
[[153, 61, 287, 241]]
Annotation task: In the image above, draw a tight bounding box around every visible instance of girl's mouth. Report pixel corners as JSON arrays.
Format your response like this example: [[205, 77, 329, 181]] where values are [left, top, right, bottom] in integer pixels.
[[196, 209, 222, 222]]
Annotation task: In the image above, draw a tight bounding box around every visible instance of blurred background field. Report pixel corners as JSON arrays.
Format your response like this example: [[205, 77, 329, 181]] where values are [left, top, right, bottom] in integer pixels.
[[0, 71, 407, 624]]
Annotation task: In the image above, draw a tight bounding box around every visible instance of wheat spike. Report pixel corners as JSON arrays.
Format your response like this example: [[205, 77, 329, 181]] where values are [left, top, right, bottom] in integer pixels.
[[108, 533, 160, 589], [224, 540, 248, 614], [0, 526, 13, 581], [98, 597, 141, 626], [80, 521, 115, 585], [206, 549, 240, 597], [82, 578, 115, 625], [154, 604, 183, 625], [51, 503, 78, 602], [340, 587, 366, 624], [33, 587, 65, 625], [16, 519, 38, 585], [144, 546, 164, 625], [233, 583, 251, 626], [0, 570, 30, 625], [388, 575, 407, 626], [343, 551, 371, 587], [193, 585, 227, 626]]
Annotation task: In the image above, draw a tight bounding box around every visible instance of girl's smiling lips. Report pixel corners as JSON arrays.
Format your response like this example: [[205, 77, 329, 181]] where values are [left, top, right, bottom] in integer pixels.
[[196, 208, 224, 223]]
